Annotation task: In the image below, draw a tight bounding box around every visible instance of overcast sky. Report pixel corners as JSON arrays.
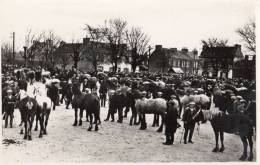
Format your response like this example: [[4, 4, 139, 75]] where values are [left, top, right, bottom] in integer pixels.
[[0, 0, 257, 53]]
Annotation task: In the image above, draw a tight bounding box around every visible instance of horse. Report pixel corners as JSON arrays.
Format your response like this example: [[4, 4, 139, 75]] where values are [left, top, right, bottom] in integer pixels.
[[193, 109, 255, 161], [83, 93, 101, 131], [71, 82, 87, 126], [135, 97, 166, 132], [18, 95, 38, 140], [33, 87, 52, 138]]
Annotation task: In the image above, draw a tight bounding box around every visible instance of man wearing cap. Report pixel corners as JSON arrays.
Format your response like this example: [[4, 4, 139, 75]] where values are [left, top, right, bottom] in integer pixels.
[[182, 101, 197, 144], [163, 96, 179, 145], [3, 89, 16, 128]]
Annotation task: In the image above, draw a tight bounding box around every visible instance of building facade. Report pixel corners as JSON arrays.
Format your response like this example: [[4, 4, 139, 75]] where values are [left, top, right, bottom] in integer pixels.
[[200, 44, 244, 78], [149, 45, 201, 75]]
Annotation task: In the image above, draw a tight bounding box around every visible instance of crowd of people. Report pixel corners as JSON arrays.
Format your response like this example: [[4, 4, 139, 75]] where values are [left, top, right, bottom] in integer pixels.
[[1, 64, 256, 146]]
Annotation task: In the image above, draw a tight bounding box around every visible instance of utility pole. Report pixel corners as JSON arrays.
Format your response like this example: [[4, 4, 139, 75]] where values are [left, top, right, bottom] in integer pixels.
[[12, 32, 15, 65], [147, 45, 152, 72]]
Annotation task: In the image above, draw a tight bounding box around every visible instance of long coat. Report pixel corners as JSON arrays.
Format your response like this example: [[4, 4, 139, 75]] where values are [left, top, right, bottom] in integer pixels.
[[165, 100, 178, 135]]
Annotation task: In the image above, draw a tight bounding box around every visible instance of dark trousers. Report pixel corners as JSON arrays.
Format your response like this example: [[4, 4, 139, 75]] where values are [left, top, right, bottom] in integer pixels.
[[105, 108, 115, 121], [165, 126, 175, 144], [4, 109, 14, 128], [184, 123, 195, 142], [100, 93, 107, 107], [117, 108, 123, 122]]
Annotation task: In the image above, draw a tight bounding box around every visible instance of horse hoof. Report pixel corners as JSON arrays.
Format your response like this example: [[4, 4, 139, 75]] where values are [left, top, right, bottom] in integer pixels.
[[219, 147, 225, 152], [20, 130, 24, 134], [87, 128, 92, 131], [39, 135, 42, 138], [129, 123, 132, 126], [28, 136, 32, 141], [239, 155, 247, 161], [95, 127, 98, 131], [212, 147, 219, 152], [23, 135, 27, 140], [73, 123, 77, 126], [79, 121, 82, 126], [247, 155, 253, 161]]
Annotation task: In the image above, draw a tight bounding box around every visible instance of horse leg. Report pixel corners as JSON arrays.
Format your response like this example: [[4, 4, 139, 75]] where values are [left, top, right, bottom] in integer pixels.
[[94, 113, 99, 131], [39, 114, 44, 138], [44, 112, 50, 135], [152, 114, 156, 127], [79, 108, 83, 126], [219, 131, 225, 152], [157, 114, 164, 132], [139, 114, 144, 130], [20, 120, 24, 134], [86, 109, 89, 122], [247, 135, 253, 161], [24, 120, 28, 140], [140, 114, 147, 130], [73, 108, 78, 126], [88, 114, 93, 131], [156, 114, 160, 127], [212, 129, 219, 152], [239, 136, 248, 161], [34, 114, 39, 131], [28, 117, 34, 140]]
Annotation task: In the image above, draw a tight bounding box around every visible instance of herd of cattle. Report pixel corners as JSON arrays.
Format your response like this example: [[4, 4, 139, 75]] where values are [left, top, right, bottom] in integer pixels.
[[2, 65, 256, 161]]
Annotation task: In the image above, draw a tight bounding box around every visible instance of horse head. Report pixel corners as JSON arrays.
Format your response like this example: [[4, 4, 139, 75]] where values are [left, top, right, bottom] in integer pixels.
[[193, 109, 204, 123]]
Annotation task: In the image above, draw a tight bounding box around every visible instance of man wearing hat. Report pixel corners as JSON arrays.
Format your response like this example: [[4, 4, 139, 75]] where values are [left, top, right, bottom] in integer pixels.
[[182, 101, 197, 144], [3, 89, 16, 128], [163, 95, 179, 145]]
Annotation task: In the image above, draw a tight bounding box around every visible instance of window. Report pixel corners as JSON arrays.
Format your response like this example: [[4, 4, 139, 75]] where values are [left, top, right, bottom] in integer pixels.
[[186, 61, 190, 67]]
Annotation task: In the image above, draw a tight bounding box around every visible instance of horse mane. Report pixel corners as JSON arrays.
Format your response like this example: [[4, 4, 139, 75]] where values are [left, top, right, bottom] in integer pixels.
[[202, 109, 223, 121]]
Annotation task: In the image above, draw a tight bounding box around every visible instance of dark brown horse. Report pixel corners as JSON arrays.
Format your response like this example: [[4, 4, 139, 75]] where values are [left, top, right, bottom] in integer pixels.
[[18, 96, 37, 140], [193, 109, 255, 161]]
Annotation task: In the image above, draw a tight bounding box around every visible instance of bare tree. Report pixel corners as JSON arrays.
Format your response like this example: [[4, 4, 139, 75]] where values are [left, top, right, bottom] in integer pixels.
[[1, 42, 13, 64], [126, 26, 150, 72], [201, 37, 228, 47], [201, 37, 229, 77], [41, 30, 61, 68], [83, 24, 105, 72], [236, 21, 256, 54], [100, 18, 127, 73], [23, 28, 44, 66]]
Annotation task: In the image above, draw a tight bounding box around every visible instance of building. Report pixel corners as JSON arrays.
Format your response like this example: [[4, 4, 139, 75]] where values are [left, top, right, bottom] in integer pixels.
[[53, 37, 135, 73], [233, 55, 255, 80], [149, 45, 201, 75], [200, 44, 244, 78]]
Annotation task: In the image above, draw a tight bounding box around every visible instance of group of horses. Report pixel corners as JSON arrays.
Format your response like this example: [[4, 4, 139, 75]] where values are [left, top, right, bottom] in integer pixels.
[[4, 70, 256, 161]]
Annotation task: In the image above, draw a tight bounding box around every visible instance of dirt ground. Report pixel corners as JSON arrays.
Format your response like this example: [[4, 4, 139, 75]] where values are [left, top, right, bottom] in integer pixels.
[[1, 101, 257, 163]]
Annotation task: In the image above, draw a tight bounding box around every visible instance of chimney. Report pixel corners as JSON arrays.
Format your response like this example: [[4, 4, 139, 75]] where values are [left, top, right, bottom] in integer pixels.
[[234, 44, 241, 51], [245, 55, 249, 61], [83, 37, 90, 46], [170, 48, 177, 52], [181, 48, 188, 54], [155, 45, 163, 51]]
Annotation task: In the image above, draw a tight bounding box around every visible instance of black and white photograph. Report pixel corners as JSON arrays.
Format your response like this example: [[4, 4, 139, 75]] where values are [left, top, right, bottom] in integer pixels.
[[0, 0, 258, 163]]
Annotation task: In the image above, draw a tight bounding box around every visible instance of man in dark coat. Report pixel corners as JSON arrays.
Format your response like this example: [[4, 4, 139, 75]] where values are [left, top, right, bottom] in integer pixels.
[[182, 101, 197, 144], [3, 89, 16, 128], [104, 91, 116, 122], [99, 79, 108, 107], [163, 95, 179, 145]]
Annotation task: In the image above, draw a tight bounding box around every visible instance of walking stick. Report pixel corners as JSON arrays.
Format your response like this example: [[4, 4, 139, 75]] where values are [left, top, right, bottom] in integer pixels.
[[180, 127, 185, 143]]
